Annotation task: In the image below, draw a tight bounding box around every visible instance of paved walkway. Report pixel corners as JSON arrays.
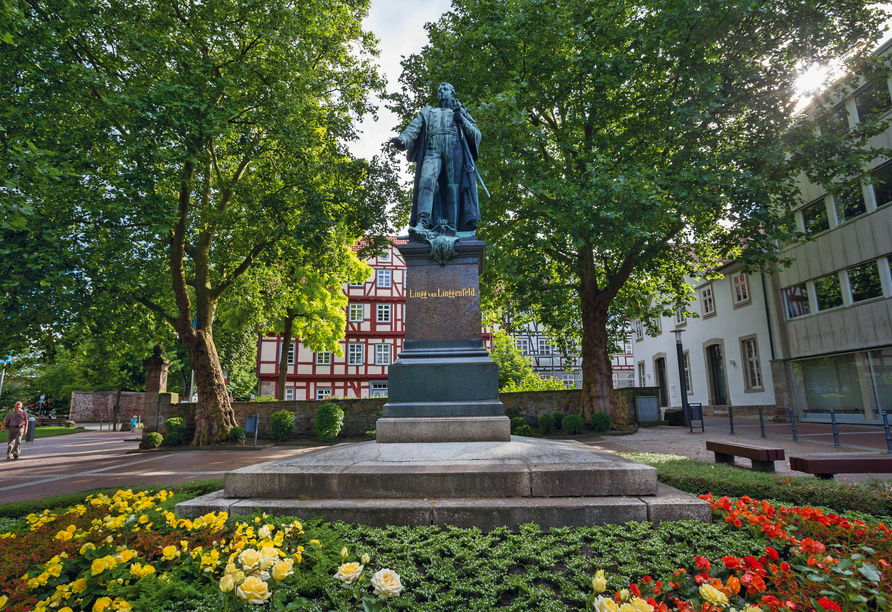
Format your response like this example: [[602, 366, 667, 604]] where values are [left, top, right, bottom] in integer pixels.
[[1, 416, 889, 504]]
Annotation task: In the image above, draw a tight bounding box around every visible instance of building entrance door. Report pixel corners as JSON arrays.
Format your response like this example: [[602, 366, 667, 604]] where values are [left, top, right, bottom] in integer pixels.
[[707, 344, 728, 405], [655, 357, 668, 407]]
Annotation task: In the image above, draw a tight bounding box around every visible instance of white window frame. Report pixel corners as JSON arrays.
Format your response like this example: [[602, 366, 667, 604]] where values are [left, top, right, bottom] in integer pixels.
[[370, 381, 388, 397], [376, 268, 392, 288], [675, 308, 686, 326], [538, 338, 553, 355], [316, 388, 332, 401], [562, 374, 575, 389], [316, 351, 331, 365], [285, 388, 295, 401], [682, 351, 692, 394], [375, 343, 391, 365], [348, 303, 364, 322], [515, 337, 530, 354], [741, 337, 763, 391], [283, 341, 296, 365], [732, 273, 750, 306], [637, 362, 646, 387], [634, 319, 643, 340], [701, 285, 715, 316], [376, 303, 391, 323], [347, 343, 364, 366]]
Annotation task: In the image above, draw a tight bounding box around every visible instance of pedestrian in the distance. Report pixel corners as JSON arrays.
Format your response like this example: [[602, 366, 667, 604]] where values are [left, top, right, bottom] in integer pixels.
[[130, 415, 138, 431], [5, 401, 28, 460]]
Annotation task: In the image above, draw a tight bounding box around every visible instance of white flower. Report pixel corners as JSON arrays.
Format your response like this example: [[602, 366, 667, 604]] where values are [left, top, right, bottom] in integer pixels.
[[370, 568, 403, 599], [334, 562, 363, 584]]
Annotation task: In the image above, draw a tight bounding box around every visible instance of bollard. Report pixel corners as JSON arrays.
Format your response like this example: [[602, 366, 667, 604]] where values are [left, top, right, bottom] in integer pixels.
[[830, 408, 841, 447], [759, 407, 766, 438], [883, 411, 892, 454], [729, 405, 735, 435], [788, 407, 798, 442], [25, 417, 36, 442]]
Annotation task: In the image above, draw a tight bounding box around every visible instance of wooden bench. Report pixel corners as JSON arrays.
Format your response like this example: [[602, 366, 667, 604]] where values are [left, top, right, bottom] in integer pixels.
[[789, 455, 892, 480], [706, 441, 785, 473], [36, 417, 68, 427]]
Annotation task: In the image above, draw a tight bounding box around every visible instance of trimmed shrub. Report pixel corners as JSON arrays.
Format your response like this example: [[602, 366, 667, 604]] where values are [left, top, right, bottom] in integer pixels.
[[563, 414, 585, 435], [228, 426, 244, 442], [538, 413, 555, 434], [65, 420, 76, 428], [509, 416, 526, 433], [551, 412, 565, 429], [163, 417, 185, 446], [270, 410, 295, 442], [365, 428, 377, 440], [591, 411, 612, 432], [251, 395, 277, 402], [504, 407, 521, 418], [144, 432, 163, 449], [514, 423, 533, 437], [315, 402, 344, 442]]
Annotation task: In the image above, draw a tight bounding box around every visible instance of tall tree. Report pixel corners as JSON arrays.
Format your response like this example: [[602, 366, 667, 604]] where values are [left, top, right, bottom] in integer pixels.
[[391, 0, 891, 421], [1, 0, 397, 443]]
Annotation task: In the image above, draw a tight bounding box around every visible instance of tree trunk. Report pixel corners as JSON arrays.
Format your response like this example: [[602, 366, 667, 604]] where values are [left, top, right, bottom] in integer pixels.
[[579, 289, 616, 424], [182, 327, 237, 445], [277, 311, 295, 401]]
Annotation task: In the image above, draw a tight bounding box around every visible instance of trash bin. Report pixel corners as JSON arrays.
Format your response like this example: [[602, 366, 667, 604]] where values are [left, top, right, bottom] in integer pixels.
[[26, 417, 36, 442]]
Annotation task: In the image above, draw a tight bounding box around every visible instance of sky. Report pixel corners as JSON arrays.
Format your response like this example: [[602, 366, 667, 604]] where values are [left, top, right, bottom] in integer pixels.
[[349, 0, 452, 162]]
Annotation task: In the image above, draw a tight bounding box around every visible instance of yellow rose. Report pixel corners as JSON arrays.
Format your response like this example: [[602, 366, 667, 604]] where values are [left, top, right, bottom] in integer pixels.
[[93, 596, 112, 612], [259, 547, 279, 570], [80, 543, 96, 555], [71, 578, 87, 593], [334, 562, 363, 584], [340, 547, 349, 559], [161, 545, 179, 561], [593, 596, 620, 612], [699, 584, 729, 608], [91, 558, 108, 576], [219, 574, 235, 593], [238, 548, 261, 571], [272, 559, 294, 582], [593, 569, 607, 593], [619, 589, 630, 602], [236, 576, 271, 604], [113, 599, 132, 611], [257, 525, 271, 540], [370, 568, 403, 599], [620, 599, 654, 612], [361, 553, 371, 565]]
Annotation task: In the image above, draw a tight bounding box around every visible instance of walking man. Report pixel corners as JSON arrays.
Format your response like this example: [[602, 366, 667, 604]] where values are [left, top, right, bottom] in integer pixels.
[[5, 401, 27, 459]]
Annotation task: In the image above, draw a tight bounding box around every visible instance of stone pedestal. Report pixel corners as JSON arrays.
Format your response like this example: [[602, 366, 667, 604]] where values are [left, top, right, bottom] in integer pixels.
[[143, 344, 173, 436], [378, 240, 509, 442]]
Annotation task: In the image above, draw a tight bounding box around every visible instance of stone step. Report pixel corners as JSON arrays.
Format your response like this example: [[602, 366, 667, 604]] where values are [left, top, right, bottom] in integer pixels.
[[175, 484, 710, 531]]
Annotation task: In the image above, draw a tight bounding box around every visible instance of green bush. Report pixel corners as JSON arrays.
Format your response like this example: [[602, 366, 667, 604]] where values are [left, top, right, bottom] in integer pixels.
[[251, 395, 277, 402], [228, 426, 244, 442], [622, 452, 892, 516], [514, 423, 533, 437], [270, 410, 295, 442], [162, 417, 185, 446], [504, 407, 521, 418], [537, 413, 555, 434], [315, 402, 344, 442], [563, 414, 585, 435], [591, 411, 612, 432], [144, 432, 163, 448], [552, 412, 565, 429], [509, 416, 526, 433], [365, 428, 377, 440]]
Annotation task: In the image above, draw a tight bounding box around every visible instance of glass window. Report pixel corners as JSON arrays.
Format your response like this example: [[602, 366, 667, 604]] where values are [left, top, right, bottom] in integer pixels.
[[682, 352, 692, 393], [376, 269, 391, 288], [316, 388, 332, 401], [285, 388, 295, 401], [815, 273, 843, 310], [316, 351, 331, 365], [634, 319, 643, 339], [743, 338, 763, 389], [732, 273, 749, 304], [370, 382, 388, 397], [783, 283, 811, 319], [376, 304, 391, 323], [675, 308, 686, 325], [624, 339, 633, 354], [652, 318, 661, 333], [701, 285, 715, 315], [538, 338, 553, 355], [834, 182, 866, 223], [347, 343, 364, 366], [375, 343, 390, 365], [638, 362, 646, 387], [515, 338, 529, 354], [348, 303, 363, 322], [801, 199, 829, 234], [285, 341, 296, 365], [792, 353, 869, 415], [379, 251, 390, 260], [562, 374, 575, 389], [848, 261, 883, 303], [855, 82, 892, 123], [871, 163, 892, 208], [778, 213, 799, 247], [870, 348, 892, 415]]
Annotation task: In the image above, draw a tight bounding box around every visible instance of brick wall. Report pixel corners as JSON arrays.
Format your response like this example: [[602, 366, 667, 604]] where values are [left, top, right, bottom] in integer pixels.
[[68, 391, 145, 422]]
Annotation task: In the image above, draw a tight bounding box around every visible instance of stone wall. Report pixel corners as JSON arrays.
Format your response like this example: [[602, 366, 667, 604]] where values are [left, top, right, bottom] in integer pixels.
[[68, 391, 145, 423], [501, 387, 657, 428]]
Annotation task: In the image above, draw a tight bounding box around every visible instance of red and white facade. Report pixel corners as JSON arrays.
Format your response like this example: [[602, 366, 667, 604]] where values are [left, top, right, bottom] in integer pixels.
[[256, 240, 493, 400]]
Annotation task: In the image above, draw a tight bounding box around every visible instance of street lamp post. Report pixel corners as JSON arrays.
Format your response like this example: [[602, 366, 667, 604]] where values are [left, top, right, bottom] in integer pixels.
[[672, 329, 691, 427]]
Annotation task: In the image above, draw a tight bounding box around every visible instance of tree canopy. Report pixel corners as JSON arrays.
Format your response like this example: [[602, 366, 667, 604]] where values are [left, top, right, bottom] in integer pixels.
[[1, 0, 399, 443], [391, 0, 891, 420]]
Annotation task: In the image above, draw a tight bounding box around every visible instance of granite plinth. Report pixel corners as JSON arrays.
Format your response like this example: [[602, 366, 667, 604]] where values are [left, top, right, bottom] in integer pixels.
[[375, 416, 510, 443]]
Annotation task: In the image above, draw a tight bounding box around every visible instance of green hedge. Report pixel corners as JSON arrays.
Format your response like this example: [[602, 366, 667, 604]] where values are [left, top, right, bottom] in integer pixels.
[[315, 402, 344, 443], [622, 452, 892, 516]]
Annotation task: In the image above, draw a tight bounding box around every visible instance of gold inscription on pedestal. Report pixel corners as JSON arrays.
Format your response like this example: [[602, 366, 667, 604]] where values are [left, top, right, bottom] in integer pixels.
[[408, 287, 476, 299]]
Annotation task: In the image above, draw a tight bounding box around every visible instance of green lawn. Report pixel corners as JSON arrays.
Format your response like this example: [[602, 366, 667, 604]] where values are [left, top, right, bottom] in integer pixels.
[[32, 426, 89, 438]]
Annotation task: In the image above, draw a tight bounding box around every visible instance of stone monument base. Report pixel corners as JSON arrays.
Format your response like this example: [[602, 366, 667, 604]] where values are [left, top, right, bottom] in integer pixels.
[[375, 416, 510, 443], [175, 438, 710, 530]]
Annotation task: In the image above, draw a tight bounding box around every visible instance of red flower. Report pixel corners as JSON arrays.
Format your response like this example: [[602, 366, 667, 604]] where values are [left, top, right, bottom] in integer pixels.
[[630, 584, 642, 598], [765, 546, 779, 561], [816, 597, 842, 611], [694, 556, 711, 571], [694, 573, 711, 585], [722, 556, 741, 569]]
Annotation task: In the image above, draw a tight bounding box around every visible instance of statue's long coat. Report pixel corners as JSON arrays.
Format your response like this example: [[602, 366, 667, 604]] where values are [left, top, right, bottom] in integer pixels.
[[399, 105, 481, 232]]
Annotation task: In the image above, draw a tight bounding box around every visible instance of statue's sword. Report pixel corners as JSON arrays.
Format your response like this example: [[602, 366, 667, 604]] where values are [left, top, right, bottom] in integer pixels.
[[454, 100, 491, 198]]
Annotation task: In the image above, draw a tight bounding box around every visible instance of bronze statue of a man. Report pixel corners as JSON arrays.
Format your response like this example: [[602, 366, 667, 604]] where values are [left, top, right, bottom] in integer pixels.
[[390, 82, 481, 239]]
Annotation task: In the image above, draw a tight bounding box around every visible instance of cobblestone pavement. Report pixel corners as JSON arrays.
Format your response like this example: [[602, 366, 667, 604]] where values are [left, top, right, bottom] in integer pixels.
[[1, 416, 889, 503]]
